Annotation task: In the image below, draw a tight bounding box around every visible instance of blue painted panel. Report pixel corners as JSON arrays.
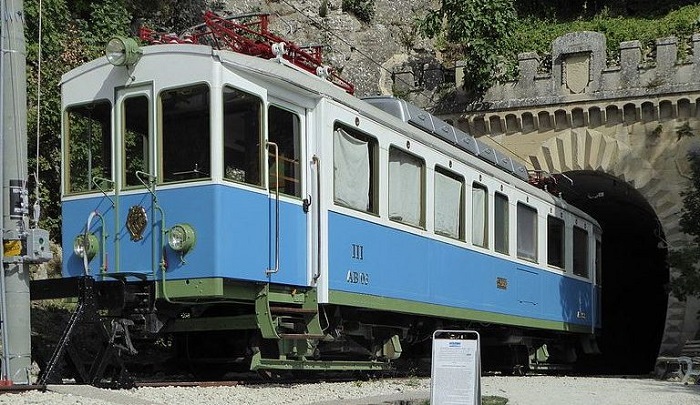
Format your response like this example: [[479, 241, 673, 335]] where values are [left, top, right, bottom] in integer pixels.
[[62, 197, 118, 277], [63, 184, 308, 286], [328, 211, 594, 327], [516, 268, 540, 314]]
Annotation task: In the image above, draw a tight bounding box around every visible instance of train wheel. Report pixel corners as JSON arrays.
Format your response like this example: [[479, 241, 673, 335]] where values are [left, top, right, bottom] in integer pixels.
[[176, 331, 250, 380]]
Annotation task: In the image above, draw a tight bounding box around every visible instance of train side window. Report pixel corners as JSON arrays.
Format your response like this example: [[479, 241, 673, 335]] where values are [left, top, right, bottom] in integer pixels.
[[547, 216, 565, 269], [389, 146, 425, 227], [223, 86, 262, 186], [160, 84, 211, 182], [333, 126, 377, 213], [517, 203, 538, 262], [434, 167, 463, 239], [66, 101, 112, 194], [472, 183, 488, 247], [268, 106, 301, 197], [494, 192, 509, 254], [123, 95, 150, 188], [595, 239, 602, 285], [573, 226, 589, 277]]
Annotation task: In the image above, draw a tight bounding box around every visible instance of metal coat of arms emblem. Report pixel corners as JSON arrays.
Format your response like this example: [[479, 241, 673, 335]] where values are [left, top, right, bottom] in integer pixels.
[[126, 205, 148, 241]]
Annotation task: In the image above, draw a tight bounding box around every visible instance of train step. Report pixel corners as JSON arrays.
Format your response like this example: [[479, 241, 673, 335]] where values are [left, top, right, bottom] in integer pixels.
[[278, 333, 326, 340], [255, 284, 324, 341], [269, 306, 318, 314]]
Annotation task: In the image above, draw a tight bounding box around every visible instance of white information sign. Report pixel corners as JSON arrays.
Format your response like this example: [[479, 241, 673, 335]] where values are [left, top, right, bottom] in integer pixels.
[[430, 330, 481, 405]]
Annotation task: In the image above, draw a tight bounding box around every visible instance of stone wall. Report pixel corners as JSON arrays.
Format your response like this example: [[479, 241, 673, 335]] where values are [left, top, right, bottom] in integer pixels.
[[454, 32, 700, 136], [442, 31, 700, 358]]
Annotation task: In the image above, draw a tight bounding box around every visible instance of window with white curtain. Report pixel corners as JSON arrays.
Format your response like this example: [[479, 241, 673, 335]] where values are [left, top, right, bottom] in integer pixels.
[[434, 167, 463, 239], [333, 127, 375, 212], [472, 183, 488, 247], [389, 147, 424, 227], [517, 203, 538, 262], [494, 192, 509, 254]]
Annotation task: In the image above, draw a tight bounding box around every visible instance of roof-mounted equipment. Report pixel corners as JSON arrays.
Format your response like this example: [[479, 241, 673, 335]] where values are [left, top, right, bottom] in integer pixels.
[[138, 11, 354, 94]]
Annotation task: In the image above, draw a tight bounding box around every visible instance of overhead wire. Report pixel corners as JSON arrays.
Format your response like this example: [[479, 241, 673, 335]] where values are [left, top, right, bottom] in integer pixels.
[[228, 2, 532, 167], [271, 0, 414, 90]]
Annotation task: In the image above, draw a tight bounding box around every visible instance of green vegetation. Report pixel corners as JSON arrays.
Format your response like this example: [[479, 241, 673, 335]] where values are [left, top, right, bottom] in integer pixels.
[[483, 396, 509, 405], [419, 0, 517, 99], [514, 4, 700, 64], [669, 152, 700, 300], [676, 122, 695, 140], [342, 0, 375, 23], [24, 0, 223, 242], [420, 2, 700, 99]]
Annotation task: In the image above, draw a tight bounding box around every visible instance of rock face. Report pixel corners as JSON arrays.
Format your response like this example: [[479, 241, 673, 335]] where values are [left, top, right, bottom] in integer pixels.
[[223, 0, 442, 105]]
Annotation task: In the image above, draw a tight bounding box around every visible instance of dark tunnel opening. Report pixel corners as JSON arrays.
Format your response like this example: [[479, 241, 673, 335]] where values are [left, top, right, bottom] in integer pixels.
[[557, 171, 669, 374]]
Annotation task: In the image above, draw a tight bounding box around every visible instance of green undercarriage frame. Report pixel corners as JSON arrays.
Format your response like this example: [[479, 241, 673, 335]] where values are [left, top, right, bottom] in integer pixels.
[[157, 277, 592, 370]]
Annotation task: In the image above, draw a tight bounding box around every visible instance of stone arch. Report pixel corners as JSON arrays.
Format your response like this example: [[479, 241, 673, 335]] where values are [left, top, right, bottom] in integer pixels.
[[606, 105, 620, 125], [489, 116, 503, 135], [522, 112, 536, 132], [589, 106, 603, 127], [528, 128, 699, 357], [571, 108, 585, 128], [641, 101, 657, 122], [538, 111, 552, 130], [624, 103, 638, 124], [554, 109, 569, 130], [659, 100, 674, 121], [528, 128, 681, 217], [505, 114, 519, 134]]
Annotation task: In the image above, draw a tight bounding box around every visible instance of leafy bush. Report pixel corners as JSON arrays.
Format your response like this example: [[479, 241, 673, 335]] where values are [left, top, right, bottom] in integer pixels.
[[512, 5, 700, 65], [422, 3, 700, 99], [24, 0, 218, 243], [342, 0, 375, 23], [669, 152, 700, 300], [420, 0, 517, 99]]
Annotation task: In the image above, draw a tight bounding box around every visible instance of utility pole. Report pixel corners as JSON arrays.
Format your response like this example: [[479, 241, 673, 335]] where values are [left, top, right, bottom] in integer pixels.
[[1, 0, 50, 385]]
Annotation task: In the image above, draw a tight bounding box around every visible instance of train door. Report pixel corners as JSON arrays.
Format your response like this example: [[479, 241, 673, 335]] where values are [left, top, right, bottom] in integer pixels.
[[266, 100, 308, 286], [114, 84, 155, 275]]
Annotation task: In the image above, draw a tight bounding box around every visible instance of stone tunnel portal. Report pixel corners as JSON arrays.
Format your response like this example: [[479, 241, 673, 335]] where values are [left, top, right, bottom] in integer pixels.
[[558, 170, 669, 374]]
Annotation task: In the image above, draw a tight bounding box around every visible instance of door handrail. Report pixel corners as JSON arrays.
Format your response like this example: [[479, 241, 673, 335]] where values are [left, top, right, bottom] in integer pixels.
[[266, 141, 280, 275]]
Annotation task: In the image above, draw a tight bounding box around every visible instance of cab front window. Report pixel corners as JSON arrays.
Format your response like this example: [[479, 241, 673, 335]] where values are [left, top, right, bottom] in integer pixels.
[[122, 95, 149, 188], [223, 86, 262, 186], [66, 100, 112, 194], [160, 84, 211, 182]]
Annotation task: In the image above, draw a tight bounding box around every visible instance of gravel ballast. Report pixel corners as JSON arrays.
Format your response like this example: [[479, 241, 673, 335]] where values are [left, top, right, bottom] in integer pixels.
[[0, 376, 698, 404]]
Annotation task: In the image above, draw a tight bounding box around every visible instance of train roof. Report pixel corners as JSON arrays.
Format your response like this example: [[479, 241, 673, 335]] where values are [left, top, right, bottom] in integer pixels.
[[60, 44, 601, 230]]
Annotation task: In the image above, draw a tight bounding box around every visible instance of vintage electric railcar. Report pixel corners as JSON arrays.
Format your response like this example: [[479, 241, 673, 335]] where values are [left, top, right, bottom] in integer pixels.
[[58, 35, 602, 375]]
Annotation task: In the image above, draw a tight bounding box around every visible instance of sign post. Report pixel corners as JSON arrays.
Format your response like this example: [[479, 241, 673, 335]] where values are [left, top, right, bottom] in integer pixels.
[[430, 330, 481, 405]]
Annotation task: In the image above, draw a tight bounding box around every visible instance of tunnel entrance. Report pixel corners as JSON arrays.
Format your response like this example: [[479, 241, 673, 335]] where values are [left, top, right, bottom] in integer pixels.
[[557, 171, 669, 374]]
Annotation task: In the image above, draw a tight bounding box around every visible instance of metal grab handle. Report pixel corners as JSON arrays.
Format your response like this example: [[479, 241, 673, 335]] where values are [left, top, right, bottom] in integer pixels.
[[266, 141, 280, 275], [91, 176, 115, 207], [312, 156, 321, 283]]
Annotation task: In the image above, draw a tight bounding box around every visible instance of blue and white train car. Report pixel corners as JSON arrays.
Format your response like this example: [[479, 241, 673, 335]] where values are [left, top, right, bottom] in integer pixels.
[[60, 39, 601, 374]]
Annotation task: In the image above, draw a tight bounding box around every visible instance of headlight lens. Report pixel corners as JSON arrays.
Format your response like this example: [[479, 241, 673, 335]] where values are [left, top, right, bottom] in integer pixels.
[[73, 233, 98, 261], [105, 36, 142, 66], [168, 223, 196, 254]]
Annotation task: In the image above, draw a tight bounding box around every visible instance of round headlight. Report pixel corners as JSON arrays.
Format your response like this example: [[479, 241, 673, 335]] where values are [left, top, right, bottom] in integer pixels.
[[105, 36, 142, 67], [73, 233, 98, 261], [168, 223, 196, 254]]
